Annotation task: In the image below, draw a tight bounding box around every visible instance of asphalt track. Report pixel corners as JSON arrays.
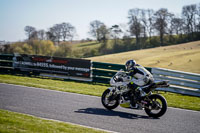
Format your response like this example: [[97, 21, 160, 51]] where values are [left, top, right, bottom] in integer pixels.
[[0, 83, 200, 133]]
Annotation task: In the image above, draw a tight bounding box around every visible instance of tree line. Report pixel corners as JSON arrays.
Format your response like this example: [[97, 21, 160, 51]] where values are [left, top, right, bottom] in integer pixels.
[[92, 3, 200, 50], [1, 3, 200, 58], [24, 22, 76, 43]]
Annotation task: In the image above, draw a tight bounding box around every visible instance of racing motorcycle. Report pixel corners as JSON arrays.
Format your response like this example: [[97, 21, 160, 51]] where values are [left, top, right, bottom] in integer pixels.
[[101, 69, 169, 118]]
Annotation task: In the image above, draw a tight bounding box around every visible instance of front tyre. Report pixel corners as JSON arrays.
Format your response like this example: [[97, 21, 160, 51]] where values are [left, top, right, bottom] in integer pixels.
[[145, 94, 167, 118], [101, 89, 119, 110]]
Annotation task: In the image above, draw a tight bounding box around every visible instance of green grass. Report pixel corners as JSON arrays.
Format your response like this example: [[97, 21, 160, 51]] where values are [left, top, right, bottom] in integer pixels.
[[159, 92, 200, 111], [68, 40, 116, 58], [0, 109, 106, 133], [69, 41, 102, 57], [0, 74, 107, 97], [69, 40, 113, 51], [71, 41, 101, 49], [0, 74, 200, 111]]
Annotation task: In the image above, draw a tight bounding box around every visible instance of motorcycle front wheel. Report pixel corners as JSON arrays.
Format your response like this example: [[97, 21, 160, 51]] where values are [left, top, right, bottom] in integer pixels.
[[144, 94, 167, 118], [101, 89, 119, 110]]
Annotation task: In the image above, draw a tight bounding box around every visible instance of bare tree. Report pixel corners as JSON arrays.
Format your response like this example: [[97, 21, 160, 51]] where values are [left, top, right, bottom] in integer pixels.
[[167, 13, 177, 43], [140, 9, 148, 38], [24, 26, 36, 40], [110, 25, 122, 45], [182, 4, 197, 34], [37, 29, 46, 40], [96, 24, 109, 42], [49, 24, 62, 43], [60, 22, 76, 42], [171, 17, 184, 35], [67, 28, 76, 42], [60, 22, 76, 41], [30, 31, 38, 40], [89, 20, 104, 42], [97, 24, 110, 54], [146, 9, 155, 39], [128, 8, 143, 48], [153, 8, 172, 46], [46, 31, 56, 42], [61, 23, 68, 41]]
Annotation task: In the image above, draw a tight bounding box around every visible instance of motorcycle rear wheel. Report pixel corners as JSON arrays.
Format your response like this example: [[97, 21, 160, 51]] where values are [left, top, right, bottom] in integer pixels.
[[144, 94, 167, 118], [101, 89, 119, 110]]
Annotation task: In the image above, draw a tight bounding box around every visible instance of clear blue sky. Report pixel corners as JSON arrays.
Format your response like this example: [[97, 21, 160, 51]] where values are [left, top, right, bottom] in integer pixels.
[[0, 0, 199, 42]]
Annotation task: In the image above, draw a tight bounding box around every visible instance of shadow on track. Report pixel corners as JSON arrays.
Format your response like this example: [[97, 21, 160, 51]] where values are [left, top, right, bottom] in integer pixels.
[[75, 108, 157, 119]]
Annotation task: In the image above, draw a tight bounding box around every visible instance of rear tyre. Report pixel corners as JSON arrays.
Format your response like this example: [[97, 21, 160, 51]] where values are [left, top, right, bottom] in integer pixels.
[[145, 94, 167, 118], [101, 89, 119, 110]]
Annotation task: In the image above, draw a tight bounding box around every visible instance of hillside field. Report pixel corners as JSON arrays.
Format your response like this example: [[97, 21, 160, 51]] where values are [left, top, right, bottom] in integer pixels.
[[87, 41, 200, 74]]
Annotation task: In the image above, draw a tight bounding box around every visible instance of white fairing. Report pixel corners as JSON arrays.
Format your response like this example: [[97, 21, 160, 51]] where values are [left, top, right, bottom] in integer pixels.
[[110, 68, 153, 88], [108, 87, 116, 91], [110, 70, 131, 87], [131, 77, 146, 86]]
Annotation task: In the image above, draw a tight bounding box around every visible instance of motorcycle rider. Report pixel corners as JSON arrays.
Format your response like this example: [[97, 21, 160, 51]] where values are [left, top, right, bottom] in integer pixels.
[[125, 60, 154, 108]]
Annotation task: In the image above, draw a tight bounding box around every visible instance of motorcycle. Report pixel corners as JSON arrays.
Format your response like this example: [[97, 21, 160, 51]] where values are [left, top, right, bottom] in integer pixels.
[[101, 69, 170, 118]]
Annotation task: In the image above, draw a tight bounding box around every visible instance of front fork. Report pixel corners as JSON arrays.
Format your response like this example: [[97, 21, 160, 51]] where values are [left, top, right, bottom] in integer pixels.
[[107, 87, 119, 101]]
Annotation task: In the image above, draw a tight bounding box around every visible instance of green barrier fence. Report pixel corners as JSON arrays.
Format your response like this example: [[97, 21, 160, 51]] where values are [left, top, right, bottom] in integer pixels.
[[1, 54, 200, 97], [92, 62, 124, 84], [92, 61, 152, 84], [0, 54, 14, 61], [0, 54, 152, 84]]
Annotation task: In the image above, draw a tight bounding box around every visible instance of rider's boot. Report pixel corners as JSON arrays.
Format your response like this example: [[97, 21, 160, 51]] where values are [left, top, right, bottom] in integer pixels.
[[130, 102, 143, 110], [130, 94, 138, 109], [130, 103, 139, 109], [130, 94, 143, 109]]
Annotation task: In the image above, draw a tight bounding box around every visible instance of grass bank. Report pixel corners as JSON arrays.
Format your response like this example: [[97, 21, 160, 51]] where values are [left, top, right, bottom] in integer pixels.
[[0, 109, 106, 133], [0, 74, 200, 111], [88, 41, 200, 74]]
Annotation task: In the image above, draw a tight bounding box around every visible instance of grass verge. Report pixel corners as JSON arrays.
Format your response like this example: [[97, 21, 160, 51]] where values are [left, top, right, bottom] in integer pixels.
[[158, 92, 200, 111], [0, 74, 107, 97], [0, 74, 200, 111], [0, 109, 106, 133]]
